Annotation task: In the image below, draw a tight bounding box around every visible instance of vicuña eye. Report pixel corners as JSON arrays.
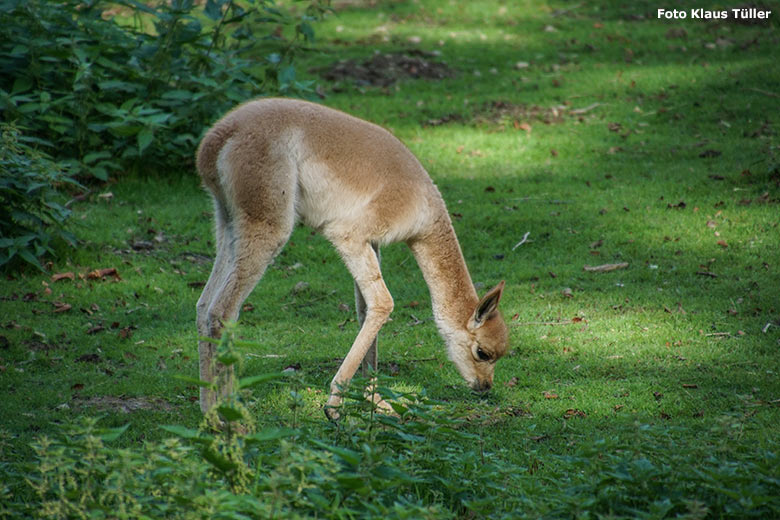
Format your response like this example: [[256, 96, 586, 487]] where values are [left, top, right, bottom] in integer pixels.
[[476, 347, 491, 361]]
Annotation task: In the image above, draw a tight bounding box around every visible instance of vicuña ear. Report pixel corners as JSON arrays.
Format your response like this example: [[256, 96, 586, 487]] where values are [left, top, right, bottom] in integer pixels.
[[469, 280, 505, 329]]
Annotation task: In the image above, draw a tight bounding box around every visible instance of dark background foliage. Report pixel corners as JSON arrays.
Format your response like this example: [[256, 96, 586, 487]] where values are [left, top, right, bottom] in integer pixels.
[[0, 0, 325, 270]]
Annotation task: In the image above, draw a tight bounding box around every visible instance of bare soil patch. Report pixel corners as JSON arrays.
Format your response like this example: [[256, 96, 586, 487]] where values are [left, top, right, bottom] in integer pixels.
[[318, 50, 456, 87]]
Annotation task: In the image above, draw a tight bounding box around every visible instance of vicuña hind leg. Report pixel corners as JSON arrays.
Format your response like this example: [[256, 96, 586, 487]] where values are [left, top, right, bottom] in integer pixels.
[[197, 200, 233, 412], [198, 212, 293, 414]]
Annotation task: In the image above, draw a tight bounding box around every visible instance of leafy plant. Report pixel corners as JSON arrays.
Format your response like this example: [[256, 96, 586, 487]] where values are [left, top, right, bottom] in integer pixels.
[[3, 327, 779, 518], [0, 0, 326, 181], [0, 125, 80, 271], [0, 0, 326, 270]]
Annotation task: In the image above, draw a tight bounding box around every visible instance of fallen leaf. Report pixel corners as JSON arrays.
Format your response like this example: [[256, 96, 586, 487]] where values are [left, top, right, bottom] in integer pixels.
[[53, 302, 72, 313], [563, 409, 586, 419], [682, 383, 698, 389], [505, 377, 518, 388], [71, 383, 84, 391], [86, 325, 104, 335], [717, 240, 728, 248], [87, 268, 121, 281], [543, 391, 559, 399], [51, 272, 75, 282]]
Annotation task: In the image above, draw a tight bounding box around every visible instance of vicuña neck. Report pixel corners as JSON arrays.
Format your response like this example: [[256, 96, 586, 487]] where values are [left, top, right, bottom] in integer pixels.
[[409, 216, 479, 335]]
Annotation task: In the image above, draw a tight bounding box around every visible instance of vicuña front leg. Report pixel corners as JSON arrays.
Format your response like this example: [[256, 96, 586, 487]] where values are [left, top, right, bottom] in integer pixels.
[[325, 241, 393, 420], [356, 243, 381, 375]]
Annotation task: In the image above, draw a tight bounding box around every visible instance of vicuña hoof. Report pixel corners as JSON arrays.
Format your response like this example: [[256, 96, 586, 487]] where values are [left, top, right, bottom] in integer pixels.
[[323, 405, 341, 422]]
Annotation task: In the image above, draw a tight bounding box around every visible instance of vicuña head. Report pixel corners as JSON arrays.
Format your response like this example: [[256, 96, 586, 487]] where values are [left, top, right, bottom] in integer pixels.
[[452, 280, 509, 392], [195, 97, 510, 418]]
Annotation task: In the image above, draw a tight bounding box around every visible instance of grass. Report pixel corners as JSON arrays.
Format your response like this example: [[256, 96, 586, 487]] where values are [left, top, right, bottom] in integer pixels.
[[1, 0, 779, 517]]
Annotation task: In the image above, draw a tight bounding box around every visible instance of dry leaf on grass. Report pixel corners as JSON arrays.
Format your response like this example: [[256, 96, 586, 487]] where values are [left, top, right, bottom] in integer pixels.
[[87, 267, 121, 281], [51, 272, 75, 282]]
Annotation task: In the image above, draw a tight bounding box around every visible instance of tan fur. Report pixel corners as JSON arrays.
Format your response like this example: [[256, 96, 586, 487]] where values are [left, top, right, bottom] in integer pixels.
[[196, 98, 509, 418]]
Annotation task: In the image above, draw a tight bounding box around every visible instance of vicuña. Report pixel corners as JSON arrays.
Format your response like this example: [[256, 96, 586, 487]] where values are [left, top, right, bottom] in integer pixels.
[[196, 98, 508, 419]]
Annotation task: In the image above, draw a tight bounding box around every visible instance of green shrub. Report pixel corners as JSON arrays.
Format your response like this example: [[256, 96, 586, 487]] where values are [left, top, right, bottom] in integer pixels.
[[0, 0, 325, 181], [0, 0, 325, 270], [2, 328, 521, 519], [0, 125, 80, 271]]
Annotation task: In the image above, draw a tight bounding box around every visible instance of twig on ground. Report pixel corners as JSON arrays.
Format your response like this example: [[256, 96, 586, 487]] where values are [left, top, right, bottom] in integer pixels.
[[583, 262, 629, 272], [512, 231, 531, 251], [569, 102, 601, 115]]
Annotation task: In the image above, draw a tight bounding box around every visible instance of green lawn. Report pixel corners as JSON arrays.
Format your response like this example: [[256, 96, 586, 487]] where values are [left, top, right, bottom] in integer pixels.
[[1, 1, 779, 517]]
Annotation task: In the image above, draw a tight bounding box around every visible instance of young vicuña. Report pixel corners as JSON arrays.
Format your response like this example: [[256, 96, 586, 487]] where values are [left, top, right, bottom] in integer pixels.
[[196, 98, 509, 419]]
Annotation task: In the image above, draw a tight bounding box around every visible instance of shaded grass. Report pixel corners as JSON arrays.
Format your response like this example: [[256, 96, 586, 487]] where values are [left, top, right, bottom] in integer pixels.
[[1, 0, 779, 515]]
